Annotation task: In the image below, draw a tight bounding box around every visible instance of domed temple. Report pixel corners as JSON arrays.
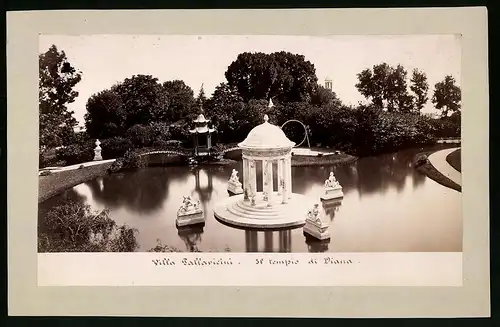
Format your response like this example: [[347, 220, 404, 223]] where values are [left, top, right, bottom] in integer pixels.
[[213, 114, 315, 229]]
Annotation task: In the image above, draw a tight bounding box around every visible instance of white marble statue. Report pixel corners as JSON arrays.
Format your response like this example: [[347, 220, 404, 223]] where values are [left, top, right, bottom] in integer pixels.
[[324, 172, 339, 189], [93, 139, 102, 161], [304, 203, 330, 240], [227, 169, 243, 194], [229, 169, 239, 183], [176, 195, 204, 227], [179, 196, 201, 213], [307, 204, 321, 224], [321, 171, 343, 201]]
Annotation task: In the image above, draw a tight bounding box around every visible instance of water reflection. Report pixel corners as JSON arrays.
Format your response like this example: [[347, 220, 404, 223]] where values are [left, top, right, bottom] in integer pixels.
[[39, 145, 462, 252], [244, 229, 292, 252], [305, 236, 330, 253], [322, 199, 343, 221], [177, 224, 205, 252]]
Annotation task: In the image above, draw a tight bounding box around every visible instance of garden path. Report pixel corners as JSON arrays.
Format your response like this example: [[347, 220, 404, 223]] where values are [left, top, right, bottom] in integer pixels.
[[428, 147, 461, 186]]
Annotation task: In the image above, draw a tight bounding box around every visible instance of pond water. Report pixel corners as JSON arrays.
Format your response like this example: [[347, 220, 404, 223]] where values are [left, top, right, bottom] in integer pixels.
[[39, 145, 462, 253]]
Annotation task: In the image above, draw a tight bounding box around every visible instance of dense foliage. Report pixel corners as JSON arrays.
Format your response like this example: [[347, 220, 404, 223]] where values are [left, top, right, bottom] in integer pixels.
[[40, 46, 461, 168], [39, 45, 82, 151], [38, 202, 138, 252]]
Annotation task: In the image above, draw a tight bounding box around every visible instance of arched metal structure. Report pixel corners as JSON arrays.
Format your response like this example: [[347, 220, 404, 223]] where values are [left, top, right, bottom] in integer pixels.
[[280, 119, 311, 148]]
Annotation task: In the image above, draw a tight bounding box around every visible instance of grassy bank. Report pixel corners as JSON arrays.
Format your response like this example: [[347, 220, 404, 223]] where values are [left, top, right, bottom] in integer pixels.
[[446, 148, 461, 172], [414, 151, 462, 192], [38, 161, 114, 203], [291, 153, 358, 167]]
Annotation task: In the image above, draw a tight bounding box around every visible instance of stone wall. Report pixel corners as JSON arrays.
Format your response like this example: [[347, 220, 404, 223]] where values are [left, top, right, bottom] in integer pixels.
[[38, 162, 114, 203]]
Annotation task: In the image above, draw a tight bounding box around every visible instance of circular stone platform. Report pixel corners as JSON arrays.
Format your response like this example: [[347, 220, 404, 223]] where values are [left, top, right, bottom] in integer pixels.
[[213, 192, 316, 229]]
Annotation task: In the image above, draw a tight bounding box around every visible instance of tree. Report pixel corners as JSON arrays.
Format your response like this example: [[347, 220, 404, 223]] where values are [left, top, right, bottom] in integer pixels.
[[195, 84, 207, 109], [84, 89, 126, 139], [355, 63, 413, 113], [111, 74, 169, 128], [311, 85, 342, 107], [162, 80, 196, 122], [39, 45, 82, 149], [224, 51, 318, 103], [409, 68, 429, 113], [432, 75, 461, 118]]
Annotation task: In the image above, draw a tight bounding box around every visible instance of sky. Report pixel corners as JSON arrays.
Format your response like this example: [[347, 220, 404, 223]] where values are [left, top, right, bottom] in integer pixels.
[[39, 34, 461, 126]]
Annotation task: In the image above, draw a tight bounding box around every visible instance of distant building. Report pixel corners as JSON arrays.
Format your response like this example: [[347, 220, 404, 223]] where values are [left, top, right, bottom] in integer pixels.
[[324, 77, 332, 91]]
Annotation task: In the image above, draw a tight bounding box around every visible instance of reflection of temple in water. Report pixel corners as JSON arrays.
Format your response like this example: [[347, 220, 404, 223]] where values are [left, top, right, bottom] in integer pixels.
[[190, 167, 216, 214], [177, 224, 205, 252], [244, 229, 292, 252]]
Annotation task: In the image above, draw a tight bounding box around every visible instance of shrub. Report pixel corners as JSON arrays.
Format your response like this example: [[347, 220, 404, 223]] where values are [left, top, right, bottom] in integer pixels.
[[121, 149, 147, 170], [108, 158, 124, 173], [55, 139, 95, 166], [38, 202, 139, 252], [415, 155, 429, 167], [148, 239, 182, 252], [101, 137, 133, 159]]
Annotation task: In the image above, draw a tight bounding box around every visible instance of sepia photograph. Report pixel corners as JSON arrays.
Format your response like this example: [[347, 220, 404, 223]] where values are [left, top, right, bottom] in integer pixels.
[[38, 34, 462, 254], [8, 8, 489, 317]]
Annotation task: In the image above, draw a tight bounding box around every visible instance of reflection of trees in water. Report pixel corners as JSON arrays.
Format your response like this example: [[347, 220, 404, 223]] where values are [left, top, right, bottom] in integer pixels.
[[86, 168, 186, 215], [244, 229, 292, 252], [177, 224, 204, 252], [354, 148, 420, 197], [292, 147, 429, 198]]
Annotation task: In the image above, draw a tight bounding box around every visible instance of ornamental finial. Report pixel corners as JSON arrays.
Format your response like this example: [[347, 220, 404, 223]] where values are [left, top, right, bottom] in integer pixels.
[[264, 114, 269, 122]]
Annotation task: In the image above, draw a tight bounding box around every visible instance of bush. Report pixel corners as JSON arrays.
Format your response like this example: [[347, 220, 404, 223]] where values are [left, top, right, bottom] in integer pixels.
[[108, 158, 124, 173], [55, 139, 95, 166], [38, 202, 139, 252], [415, 155, 429, 167], [121, 149, 147, 170], [101, 137, 133, 159]]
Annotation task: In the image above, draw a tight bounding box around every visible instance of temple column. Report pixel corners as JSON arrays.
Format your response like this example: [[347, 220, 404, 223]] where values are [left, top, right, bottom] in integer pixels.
[[277, 159, 283, 195], [249, 160, 257, 203], [286, 155, 292, 199], [243, 157, 249, 201], [270, 160, 275, 193], [281, 158, 288, 204], [265, 160, 273, 206], [262, 159, 267, 194]]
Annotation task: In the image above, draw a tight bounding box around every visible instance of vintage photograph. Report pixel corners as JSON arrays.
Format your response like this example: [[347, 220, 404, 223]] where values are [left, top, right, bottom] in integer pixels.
[[38, 34, 462, 254]]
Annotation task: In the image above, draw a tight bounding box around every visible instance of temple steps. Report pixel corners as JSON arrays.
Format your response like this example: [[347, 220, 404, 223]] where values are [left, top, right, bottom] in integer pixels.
[[213, 193, 316, 229]]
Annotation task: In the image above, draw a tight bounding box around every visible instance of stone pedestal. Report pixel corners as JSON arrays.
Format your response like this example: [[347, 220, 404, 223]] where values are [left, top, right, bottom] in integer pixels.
[[176, 196, 205, 227], [303, 204, 330, 240], [93, 139, 102, 161], [320, 185, 344, 201], [228, 180, 244, 195]]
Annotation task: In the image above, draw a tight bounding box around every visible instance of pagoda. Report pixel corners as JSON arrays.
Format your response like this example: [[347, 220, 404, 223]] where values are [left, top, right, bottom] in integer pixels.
[[189, 104, 216, 157]]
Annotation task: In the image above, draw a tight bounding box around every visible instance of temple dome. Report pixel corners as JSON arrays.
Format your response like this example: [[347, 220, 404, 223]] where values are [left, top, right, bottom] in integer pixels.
[[238, 115, 295, 150]]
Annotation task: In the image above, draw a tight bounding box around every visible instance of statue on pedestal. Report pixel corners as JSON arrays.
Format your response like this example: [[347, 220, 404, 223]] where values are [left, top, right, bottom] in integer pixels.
[[304, 203, 330, 240], [321, 171, 343, 201], [227, 169, 243, 195], [176, 196, 204, 227], [93, 139, 102, 161]]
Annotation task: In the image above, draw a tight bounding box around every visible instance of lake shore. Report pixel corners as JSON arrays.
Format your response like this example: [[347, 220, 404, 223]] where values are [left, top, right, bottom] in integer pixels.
[[38, 161, 114, 203], [414, 150, 461, 192]]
